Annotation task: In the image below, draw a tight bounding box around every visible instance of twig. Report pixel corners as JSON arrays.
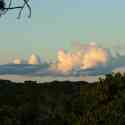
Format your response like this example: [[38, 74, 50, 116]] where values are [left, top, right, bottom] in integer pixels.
[[5, 6, 23, 9], [23, 0, 31, 18], [17, 0, 30, 19]]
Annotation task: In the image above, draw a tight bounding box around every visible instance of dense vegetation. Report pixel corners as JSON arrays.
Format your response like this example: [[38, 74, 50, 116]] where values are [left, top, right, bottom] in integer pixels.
[[0, 73, 125, 125], [80, 73, 125, 125], [0, 80, 82, 125]]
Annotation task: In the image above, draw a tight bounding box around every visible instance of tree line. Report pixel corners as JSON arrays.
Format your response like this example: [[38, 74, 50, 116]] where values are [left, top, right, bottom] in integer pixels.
[[0, 72, 125, 125]]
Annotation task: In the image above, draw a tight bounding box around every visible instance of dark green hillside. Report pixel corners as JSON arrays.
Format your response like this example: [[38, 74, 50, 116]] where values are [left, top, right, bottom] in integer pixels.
[[80, 73, 125, 125], [0, 73, 125, 125], [0, 80, 82, 125]]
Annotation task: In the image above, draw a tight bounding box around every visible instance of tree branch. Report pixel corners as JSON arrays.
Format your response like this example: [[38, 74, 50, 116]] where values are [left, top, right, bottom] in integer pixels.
[[17, 0, 30, 19], [23, 0, 31, 18], [0, 0, 31, 18], [5, 6, 23, 9]]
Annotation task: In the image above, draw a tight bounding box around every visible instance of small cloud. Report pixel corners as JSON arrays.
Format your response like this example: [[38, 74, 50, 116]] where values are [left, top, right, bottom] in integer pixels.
[[13, 58, 22, 64], [28, 54, 41, 65]]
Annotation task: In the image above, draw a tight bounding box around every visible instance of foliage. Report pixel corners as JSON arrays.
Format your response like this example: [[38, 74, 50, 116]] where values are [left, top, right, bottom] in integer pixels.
[[0, 72, 125, 124], [80, 72, 125, 125], [0, 80, 81, 125]]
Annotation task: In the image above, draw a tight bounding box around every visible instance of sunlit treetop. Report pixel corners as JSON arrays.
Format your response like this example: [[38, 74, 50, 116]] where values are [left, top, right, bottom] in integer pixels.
[[0, 0, 31, 19]]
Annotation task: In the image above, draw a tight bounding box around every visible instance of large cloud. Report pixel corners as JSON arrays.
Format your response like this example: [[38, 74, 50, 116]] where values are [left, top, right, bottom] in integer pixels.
[[53, 43, 108, 73]]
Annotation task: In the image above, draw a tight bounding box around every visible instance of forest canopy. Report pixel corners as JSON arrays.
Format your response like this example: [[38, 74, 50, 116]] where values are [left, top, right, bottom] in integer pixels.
[[0, 73, 125, 125]]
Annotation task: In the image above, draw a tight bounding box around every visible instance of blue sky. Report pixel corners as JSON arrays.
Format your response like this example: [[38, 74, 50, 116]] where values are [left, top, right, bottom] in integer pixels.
[[0, 0, 125, 64]]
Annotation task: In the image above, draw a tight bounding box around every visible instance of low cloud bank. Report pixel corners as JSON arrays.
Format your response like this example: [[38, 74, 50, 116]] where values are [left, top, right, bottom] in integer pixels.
[[1, 43, 125, 77]]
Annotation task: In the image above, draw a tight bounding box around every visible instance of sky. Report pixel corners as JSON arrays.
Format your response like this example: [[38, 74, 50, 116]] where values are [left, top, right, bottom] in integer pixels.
[[0, 0, 125, 64]]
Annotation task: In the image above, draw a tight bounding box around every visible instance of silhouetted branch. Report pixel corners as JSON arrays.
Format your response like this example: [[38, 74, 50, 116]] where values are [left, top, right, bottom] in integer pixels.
[[5, 6, 23, 9], [17, 0, 30, 19], [23, 0, 31, 18], [0, 0, 31, 18]]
